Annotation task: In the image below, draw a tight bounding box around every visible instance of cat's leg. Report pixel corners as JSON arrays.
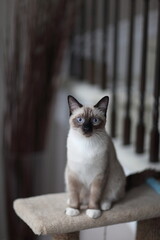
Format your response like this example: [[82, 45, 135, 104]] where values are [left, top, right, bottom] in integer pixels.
[[100, 187, 114, 211], [80, 186, 89, 208], [100, 176, 126, 211], [86, 174, 105, 219], [66, 170, 81, 216]]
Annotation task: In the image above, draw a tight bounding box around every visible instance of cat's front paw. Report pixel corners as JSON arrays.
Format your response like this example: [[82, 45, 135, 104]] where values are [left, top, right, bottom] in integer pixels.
[[100, 200, 111, 211], [65, 207, 80, 217], [86, 209, 102, 219]]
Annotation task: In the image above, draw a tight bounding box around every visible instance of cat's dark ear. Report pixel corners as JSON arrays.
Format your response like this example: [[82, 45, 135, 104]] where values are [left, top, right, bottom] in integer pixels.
[[68, 95, 83, 115], [94, 96, 109, 117]]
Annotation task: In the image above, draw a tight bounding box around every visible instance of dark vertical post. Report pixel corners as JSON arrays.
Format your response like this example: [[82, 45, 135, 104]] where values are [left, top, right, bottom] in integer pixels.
[[135, 0, 149, 153], [79, 0, 85, 80], [123, 0, 136, 145], [89, 0, 97, 84], [101, 0, 109, 89], [76, 2, 82, 80], [111, 0, 120, 138], [69, 34, 76, 77], [69, 1, 78, 78], [149, 0, 160, 163], [136, 218, 160, 240]]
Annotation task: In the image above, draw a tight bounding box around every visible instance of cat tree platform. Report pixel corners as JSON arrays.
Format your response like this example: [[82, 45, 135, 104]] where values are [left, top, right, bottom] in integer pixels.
[[13, 184, 160, 240]]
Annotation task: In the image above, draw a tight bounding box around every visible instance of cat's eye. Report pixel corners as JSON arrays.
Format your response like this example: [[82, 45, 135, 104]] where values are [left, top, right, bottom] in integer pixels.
[[76, 117, 85, 124], [92, 118, 100, 125]]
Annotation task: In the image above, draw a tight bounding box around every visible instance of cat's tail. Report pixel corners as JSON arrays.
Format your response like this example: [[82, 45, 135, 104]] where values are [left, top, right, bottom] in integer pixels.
[[126, 169, 160, 191]]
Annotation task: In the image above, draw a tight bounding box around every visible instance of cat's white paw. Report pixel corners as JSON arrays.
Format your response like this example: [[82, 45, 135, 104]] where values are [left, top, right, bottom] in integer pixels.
[[86, 209, 102, 219], [65, 207, 80, 217], [67, 198, 70, 205], [100, 201, 111, 211]]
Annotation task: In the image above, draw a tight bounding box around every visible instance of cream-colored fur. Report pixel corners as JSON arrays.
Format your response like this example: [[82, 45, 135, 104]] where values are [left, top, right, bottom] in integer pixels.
[[67, 128, 108, 187]]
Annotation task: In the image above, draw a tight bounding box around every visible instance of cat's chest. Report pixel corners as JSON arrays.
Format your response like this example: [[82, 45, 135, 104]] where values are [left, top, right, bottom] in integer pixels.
[[67, 133, 107, 185], [68, 155, 106, 186], [70, 160, 103, 186], [67, 133, 107, 161]]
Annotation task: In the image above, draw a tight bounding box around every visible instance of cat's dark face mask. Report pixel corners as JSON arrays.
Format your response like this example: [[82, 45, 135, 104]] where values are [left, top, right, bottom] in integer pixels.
[[82, 121, 93, 136]]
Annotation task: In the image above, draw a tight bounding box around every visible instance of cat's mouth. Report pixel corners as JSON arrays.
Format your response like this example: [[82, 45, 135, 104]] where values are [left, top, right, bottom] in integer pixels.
[[83, 132, 92, 137]]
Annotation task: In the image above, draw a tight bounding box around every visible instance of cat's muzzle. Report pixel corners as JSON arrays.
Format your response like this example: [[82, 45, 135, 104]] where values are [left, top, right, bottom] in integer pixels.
[[82, 123, 92, 135]]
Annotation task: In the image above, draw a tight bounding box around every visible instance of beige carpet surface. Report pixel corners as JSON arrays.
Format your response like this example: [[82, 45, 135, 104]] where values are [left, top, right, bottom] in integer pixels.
[[13, 184, 160, 236]]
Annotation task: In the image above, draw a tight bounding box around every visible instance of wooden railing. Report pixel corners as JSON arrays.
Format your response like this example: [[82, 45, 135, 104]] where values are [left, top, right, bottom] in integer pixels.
[[69, 0, 160, 163]]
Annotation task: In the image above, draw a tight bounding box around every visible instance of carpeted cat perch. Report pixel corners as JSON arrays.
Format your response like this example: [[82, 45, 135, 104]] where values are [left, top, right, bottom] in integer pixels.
[[14, 181, 160, 240]]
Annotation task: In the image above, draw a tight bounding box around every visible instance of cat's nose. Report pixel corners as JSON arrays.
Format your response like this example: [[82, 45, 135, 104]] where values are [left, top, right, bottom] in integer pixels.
[[83, 123, 92, 133]]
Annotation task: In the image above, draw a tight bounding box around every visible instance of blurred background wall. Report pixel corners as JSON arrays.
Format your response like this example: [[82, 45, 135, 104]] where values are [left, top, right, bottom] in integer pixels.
[[0, 0, 8, 239]]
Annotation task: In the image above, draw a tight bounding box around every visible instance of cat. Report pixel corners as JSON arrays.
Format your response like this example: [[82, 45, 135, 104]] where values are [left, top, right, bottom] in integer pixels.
[[65, 95, 126, 219]]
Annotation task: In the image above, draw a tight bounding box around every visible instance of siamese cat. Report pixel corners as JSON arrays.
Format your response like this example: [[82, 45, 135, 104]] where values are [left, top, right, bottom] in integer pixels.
[[65, 95, 126, 219]]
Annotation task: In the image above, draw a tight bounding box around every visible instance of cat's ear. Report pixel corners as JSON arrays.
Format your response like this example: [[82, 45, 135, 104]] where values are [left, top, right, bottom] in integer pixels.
[[68, 95, 83, 115], [94, 96, 109, 117]]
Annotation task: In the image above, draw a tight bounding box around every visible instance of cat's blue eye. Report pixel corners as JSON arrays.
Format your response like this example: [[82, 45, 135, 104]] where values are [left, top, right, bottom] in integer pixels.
[[77, 117, 85, 124], [92, 118, 100, 125]]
